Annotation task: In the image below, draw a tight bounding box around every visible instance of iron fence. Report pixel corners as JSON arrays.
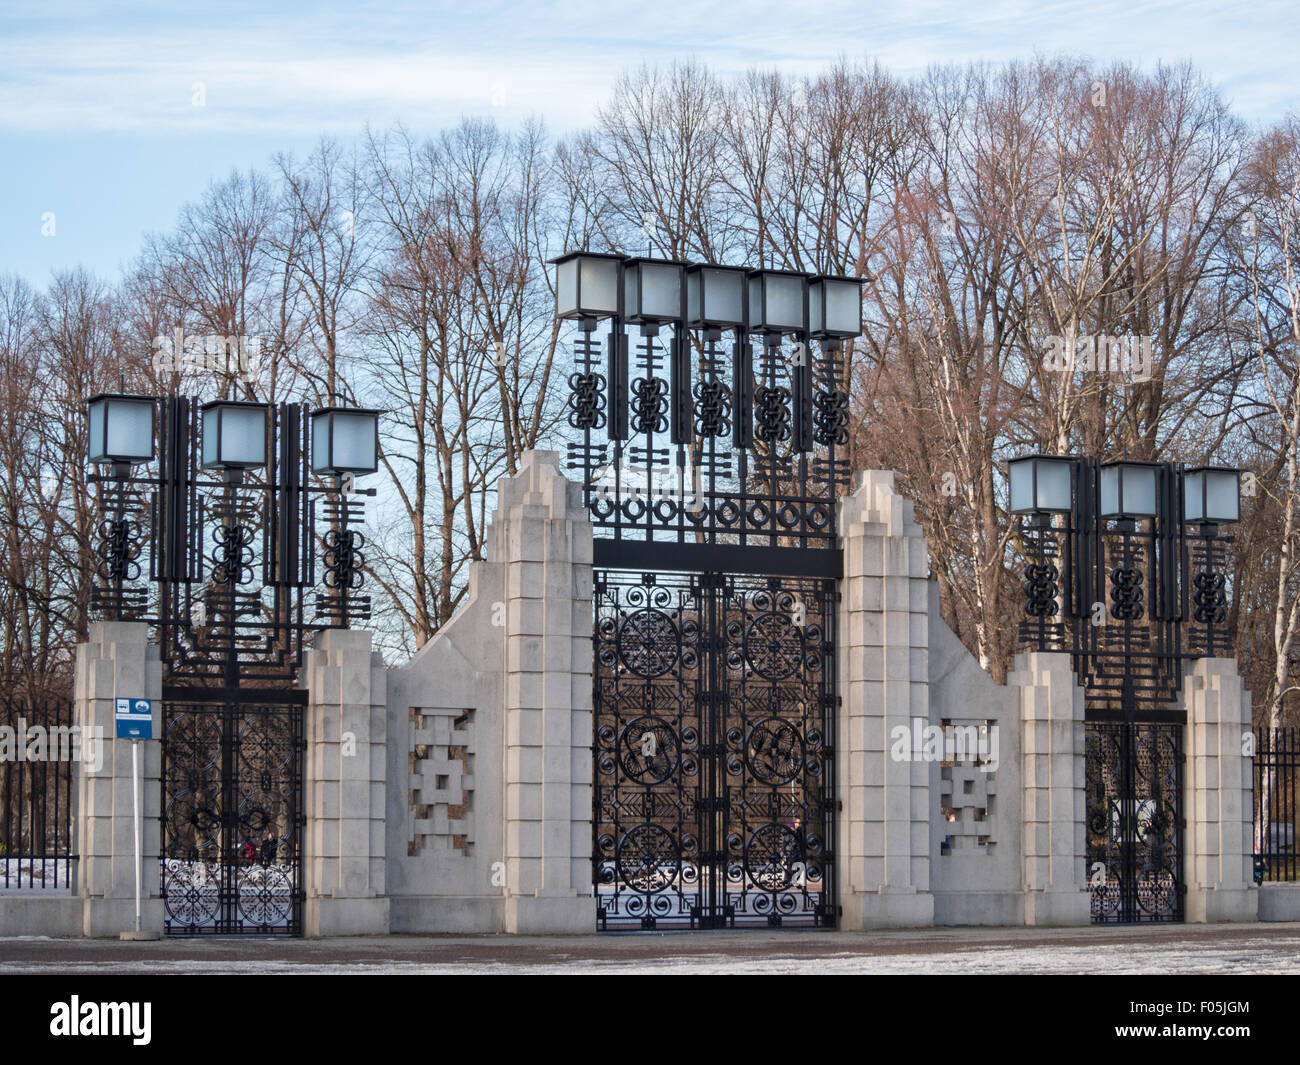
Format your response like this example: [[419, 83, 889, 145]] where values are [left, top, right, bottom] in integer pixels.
[[1254, 727, 1299, 883], [0, 697, 77, 891]]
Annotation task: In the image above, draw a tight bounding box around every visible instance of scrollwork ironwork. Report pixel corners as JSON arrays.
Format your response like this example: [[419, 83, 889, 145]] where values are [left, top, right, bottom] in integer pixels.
[[95, 517, 143, 583], [567, 371, 607, 430], [811, 389, 849, 447], [692, 378, 731, 437], [1023, 562, 1060, 617], [630, 377, 668, 434], [210, 523, 255, 586], [1192, 569, 1226, 625], [323, 528, 365, 591], [753, 384, 791, 443], [1108, 565, 1145, 621]]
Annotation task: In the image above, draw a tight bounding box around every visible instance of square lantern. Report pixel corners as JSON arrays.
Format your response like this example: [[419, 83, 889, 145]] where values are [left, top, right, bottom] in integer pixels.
[[1100, 461, 1160, 520], [200, 400, 269, 470], [1184, 466, 1241, 524], [622, 257, 686, 326], [86, 393, 155, 466], [549, 251, 623, 322], [686, 264, 746, 330], [747, 268, 809, 335], [309, 407, 381, 476], [1008, 454, 1075, 515], [809, 274, 864, 339]]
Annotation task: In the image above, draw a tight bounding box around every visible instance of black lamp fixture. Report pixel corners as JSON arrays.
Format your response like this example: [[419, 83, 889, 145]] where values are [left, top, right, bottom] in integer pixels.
[[200, 399, 269, 478], [747, 267, 808, 342], [1008, 454, 1075, 522], [621, 257, 686, 334], [808, 274, 865, 345], [685, 263, 746, 335], [309, 406, 382, 478], [86, 393, 155, 478], [1099, 460, 1160, 525], [1183, 466, 1241, 528], [550, 251, 623, 332]]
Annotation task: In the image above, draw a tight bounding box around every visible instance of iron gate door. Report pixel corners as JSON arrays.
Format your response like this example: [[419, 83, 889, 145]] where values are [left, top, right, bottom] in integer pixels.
[[1086, 720, 1183, 923], [593, 569, 836, 930], [160, 700, 304, 935]]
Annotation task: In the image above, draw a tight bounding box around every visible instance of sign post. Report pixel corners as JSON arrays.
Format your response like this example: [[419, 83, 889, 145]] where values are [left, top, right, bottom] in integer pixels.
[[114, 698, 156, 940]]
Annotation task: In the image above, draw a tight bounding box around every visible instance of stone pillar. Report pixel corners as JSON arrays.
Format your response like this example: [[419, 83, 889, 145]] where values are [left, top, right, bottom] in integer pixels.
[[1182, 657, 1256, 922], [1013, 651, 1090, 925], [837, 470, 934, 928], [302, 628, 390, 936], [74, 621, 164, 937], [495, 451, 593, 933]]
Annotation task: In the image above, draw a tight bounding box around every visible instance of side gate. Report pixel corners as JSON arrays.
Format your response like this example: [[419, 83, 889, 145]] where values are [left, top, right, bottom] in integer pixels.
[[160, 699, 304, 935]]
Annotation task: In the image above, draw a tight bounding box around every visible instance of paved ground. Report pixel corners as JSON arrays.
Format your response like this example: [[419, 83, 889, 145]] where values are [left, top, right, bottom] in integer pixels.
[[1, 922, 1298, 974]]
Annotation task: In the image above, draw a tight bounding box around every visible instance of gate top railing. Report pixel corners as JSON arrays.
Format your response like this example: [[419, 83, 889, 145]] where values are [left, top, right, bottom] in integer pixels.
[[0, 697, 77, 892], [552, 253, 863, 576]]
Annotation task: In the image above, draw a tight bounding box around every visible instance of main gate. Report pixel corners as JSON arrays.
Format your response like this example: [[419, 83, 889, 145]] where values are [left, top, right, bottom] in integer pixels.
[[594, 570, 836, 929], [160, 699, 304, 935], [553, 254, 861, 931]]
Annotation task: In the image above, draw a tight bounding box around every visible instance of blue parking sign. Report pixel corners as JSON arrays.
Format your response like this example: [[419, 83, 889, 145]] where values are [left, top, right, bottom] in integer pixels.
[[115, 698, 153, 740]]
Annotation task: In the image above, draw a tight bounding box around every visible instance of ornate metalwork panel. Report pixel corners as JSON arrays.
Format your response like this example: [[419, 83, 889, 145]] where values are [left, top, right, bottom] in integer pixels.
[[89, 397, 372, 691], [1086, 721, 1183, 924], [1016, 459, 1231, 714], [593, 569, 837, 929], [160, 701, 303, 935], [567, 330, 849, 550]]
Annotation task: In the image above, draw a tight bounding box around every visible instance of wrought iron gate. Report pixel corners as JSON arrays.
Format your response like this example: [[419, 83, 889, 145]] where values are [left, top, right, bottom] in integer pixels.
[[1085, 720, 1183, 923], [594, 569, 836, 929], [160, 700, 304, 935]]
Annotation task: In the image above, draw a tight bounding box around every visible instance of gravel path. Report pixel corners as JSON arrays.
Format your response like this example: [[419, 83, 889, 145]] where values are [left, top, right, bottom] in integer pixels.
[[2, 922, 1298, 974]]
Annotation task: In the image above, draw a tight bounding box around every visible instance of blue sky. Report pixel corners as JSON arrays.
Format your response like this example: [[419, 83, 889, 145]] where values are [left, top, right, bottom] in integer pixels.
[[2, 0, 1297, 286]]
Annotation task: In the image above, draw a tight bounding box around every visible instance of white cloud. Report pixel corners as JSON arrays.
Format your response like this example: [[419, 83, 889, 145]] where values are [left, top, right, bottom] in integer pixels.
[[1, 0, 1294, 138]]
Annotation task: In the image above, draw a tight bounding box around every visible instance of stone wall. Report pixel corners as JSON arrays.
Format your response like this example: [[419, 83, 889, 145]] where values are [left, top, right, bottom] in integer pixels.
[[383, 450, 593, 934]]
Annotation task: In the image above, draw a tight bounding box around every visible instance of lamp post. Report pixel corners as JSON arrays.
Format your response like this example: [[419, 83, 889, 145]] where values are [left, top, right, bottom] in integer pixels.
[[86, 394, 157, 613], [308, 405, 382, 625]]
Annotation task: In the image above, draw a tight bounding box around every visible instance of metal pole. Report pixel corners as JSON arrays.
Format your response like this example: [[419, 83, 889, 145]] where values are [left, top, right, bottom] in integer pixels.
[[132, 738, 142, 934]]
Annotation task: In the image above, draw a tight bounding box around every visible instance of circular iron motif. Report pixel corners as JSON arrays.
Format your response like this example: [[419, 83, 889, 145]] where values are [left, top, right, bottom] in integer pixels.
[[746, 717, 805, 785], [743, 823, 803, 891], [744, 612, 803, 680], [617, 609, 680, 677], [619, 715, 680, 784], [616, 824, 680, 893]]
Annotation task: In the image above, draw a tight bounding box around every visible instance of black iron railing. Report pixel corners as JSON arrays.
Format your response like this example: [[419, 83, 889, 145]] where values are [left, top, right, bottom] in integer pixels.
[[0, 697, 77, 891], [1254, 728, 1299, 883]]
